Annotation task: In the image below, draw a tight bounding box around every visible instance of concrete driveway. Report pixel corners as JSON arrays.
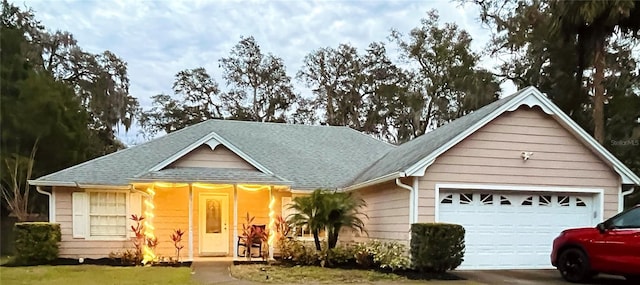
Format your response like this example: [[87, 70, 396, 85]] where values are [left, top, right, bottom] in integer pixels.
[[455, 270, 631, 285]]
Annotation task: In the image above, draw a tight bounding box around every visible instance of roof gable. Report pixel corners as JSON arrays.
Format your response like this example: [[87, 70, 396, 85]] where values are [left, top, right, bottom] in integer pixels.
[[346, 87, 640, 189], [168, 145, 256, 170]]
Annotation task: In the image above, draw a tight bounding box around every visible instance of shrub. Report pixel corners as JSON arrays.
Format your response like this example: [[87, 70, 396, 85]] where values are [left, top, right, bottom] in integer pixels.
[[410, 223, 465, 273], [278, 238, 320, 266], [109, 249, 139, 265], [325, 245, 356, 267], [353, 240, 410, 271], [13, 222, 61, 265]]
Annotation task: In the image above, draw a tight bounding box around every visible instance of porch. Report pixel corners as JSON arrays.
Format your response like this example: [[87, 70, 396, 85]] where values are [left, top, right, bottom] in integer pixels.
[[131, 181, 291, 262]]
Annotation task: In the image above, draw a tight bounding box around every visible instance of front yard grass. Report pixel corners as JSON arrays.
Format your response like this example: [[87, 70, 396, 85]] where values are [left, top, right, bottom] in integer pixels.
[[230, 264, 480, 284], [0, 265, 196, 285]]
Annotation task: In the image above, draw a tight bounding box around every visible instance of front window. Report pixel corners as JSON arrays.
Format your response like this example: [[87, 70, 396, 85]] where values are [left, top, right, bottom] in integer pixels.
[[609, 207, 640, 229], [89, 192, 127, 238]]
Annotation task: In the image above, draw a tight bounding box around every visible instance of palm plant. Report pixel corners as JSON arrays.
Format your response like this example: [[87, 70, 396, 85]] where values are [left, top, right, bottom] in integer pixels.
[[286, 189, 367, 250], [325, 191, 367, 249]]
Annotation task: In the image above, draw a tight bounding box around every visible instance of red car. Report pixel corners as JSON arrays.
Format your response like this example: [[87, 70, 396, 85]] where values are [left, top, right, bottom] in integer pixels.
[[551, 205, 640, 282]]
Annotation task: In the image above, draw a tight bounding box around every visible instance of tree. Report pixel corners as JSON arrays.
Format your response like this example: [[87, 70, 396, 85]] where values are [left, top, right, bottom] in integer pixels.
[[1, 140, 38, 222], [298, 44, 367, 128], [468, 0, 640, 201], [219, 36, 297, 122], [298, 42, 412, 142], [390, 10, 500, 142], [1, 19, 95, 217], [548, 0, 640, 144], [139, 68, 223, 137], [324, 191, 367, 249], [286, 189, 367, 250], [1, 0, 139, 153]]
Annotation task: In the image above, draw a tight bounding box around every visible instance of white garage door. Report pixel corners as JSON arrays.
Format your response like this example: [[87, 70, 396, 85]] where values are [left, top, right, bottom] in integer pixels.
[[438, 191, 596, 270]]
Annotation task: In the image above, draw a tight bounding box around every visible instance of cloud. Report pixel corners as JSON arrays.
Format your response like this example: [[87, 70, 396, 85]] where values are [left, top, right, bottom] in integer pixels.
[[18, 0, 512, 144]]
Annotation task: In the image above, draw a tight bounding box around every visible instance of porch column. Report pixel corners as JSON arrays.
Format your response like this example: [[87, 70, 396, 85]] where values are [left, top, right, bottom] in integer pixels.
[[268, 186, 274, 260], [188, 184, 194, 260], [233, 185, 238, 258]]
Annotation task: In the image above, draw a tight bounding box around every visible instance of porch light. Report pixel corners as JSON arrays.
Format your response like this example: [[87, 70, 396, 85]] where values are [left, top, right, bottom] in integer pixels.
[[154, 182, 188, 188], [237, 184, 270, 191], [192, 183, 233, 190], [142, 186, 156, 264]]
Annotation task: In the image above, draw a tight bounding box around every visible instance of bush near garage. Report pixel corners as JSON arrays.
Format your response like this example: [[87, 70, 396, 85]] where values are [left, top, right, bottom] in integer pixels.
[[278, 238, 410, 271], [353, 240, 410, 271], [13, 222, 61, 265], [410, 223, 465, 273]]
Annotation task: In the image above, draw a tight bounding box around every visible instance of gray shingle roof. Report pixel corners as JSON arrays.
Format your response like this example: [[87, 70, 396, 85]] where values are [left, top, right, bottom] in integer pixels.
[[33, 120, 394, 189], [350, 89, 525, 185], [134, 167, 288, 184]]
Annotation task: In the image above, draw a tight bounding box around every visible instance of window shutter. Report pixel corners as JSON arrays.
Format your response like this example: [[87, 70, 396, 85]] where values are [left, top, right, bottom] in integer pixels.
[[129, 193, 142, 237], [72, 192, 88, 238]]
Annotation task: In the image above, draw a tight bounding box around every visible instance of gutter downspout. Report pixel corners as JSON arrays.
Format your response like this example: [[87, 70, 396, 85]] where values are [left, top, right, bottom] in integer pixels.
[[35, 186, 55, 223], [621, 186, 635, 211], [395, 177, 413, 224]]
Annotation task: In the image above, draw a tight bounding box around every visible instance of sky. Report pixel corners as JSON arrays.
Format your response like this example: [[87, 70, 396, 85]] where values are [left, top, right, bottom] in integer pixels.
[[17, 0, 516, 144]]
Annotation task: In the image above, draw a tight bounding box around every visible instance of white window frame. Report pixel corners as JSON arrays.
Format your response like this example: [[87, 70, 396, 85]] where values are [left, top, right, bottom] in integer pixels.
[[84, 190, 130, 241]]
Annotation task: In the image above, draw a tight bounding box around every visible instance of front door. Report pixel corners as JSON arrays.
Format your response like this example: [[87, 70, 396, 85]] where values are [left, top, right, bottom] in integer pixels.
[[199, 194, 229, 255]]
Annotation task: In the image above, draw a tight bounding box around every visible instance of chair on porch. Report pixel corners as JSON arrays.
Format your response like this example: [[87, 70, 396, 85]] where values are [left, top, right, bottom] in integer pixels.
[[237, 224, 266, 258]]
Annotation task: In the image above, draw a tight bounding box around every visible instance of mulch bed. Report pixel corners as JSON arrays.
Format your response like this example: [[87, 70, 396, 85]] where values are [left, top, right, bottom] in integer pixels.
[[2, 257, 192, 267], [250, 259, 464, 281]]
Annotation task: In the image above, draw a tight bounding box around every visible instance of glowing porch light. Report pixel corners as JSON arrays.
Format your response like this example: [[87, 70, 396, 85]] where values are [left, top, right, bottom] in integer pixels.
[[154, 182, 189, 188], [237, 184, 270, 191], [267, 196, 276, 250], [142, 186, 156, 264], [192, 183, 234, 190]]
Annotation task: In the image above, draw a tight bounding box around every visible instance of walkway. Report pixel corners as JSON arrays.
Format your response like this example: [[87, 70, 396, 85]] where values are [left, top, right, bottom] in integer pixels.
[[191, 261, 255, 285]]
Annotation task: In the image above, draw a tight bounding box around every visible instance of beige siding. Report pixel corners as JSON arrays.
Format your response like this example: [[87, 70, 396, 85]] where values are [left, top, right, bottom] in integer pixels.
[[55, 184, 289, 259], [170, 145, 256, 169], [346, 180, 410, 243], [418, 106, 620, 221], [152, 186, 190, 259], [54, 187, 131, 259]]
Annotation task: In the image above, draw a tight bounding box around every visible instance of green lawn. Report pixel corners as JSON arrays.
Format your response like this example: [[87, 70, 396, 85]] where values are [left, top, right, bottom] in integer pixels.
[[0, 265, 196, 285], [230, 264, 480, 284]]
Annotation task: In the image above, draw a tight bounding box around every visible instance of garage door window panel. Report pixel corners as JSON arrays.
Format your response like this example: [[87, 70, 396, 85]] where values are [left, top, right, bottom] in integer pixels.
[[500, 196, 511, 205], [481, 194, 493, 205], [539, 195, 552, 206], [460, 193, 474, 205]]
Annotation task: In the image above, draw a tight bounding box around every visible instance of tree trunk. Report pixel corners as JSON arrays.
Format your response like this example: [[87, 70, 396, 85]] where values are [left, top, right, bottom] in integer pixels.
[[313, 230, 321, 251], [253, 87, 259, 121], [328, 227, 339, 249], [593, 39, 606, 144], [326, 87, 335, 125]]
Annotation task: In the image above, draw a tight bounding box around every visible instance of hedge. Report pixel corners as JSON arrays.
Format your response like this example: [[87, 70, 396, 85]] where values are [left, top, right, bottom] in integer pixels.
[[13, 222, 61, 265], [410, 223, 465, 273]]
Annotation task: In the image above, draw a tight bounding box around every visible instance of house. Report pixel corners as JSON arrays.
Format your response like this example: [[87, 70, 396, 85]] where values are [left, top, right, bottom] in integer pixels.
[[30, 86, 640, 269]]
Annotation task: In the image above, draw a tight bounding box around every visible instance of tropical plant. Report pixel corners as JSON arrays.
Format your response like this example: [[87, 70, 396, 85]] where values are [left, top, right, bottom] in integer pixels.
[[324, 192, 367, 249], [274, 214, 291, 240], [240, 212, 267, 260], [286, 189, 367, 250], [170, 228, 185, 262], [129, 214, 145, 264]]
